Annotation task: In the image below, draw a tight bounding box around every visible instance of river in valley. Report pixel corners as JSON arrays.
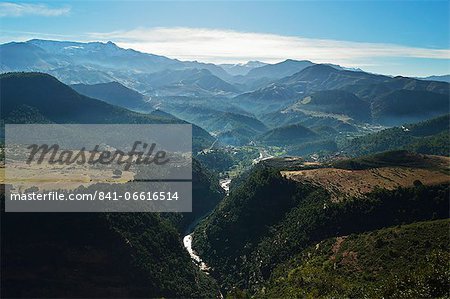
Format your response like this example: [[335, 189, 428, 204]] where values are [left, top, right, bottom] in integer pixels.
[[182, 234, 210, 272], [182, 177, 231, 274]]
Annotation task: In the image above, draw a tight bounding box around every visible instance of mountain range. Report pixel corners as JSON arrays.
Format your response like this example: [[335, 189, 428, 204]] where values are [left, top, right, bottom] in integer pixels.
[[1, 38, 449, 299], [2, 39, 449, 148], [0, 72, 214, 151], [418, 74, 450, 83]]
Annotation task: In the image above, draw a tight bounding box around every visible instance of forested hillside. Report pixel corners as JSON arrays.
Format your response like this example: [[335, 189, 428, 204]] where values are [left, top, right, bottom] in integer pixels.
[[0, 197, 220, 298], [261, 219, 449, 298], [343, 114, 450, 156], [193, 151, 449, 296]]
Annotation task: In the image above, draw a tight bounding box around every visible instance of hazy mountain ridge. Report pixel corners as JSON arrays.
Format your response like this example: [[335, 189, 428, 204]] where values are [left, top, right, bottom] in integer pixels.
[[142, 68, 240, 96], [0, 40, 236, 93], [220, 61, 268, 76], [418, 74, 450, 83], [371, 89, 449, 125], [258, 123, 318, 145], [0, 72, 214, 151], [246, 59, 314, 80], [235, 64, 449, 126], [2, 40, 449, 132], [27, 39, 183, 72], [71, 81, 150, 111], [285, 90, 371, 122]]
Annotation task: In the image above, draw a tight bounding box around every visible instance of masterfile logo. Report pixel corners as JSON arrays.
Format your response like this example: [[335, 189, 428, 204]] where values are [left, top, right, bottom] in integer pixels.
[[26, 141, 170, 170], [4, 124, 193, 212]]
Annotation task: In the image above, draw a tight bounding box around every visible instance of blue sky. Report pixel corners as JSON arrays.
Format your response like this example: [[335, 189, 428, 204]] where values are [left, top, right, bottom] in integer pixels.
[[0, 1, 449, 76]]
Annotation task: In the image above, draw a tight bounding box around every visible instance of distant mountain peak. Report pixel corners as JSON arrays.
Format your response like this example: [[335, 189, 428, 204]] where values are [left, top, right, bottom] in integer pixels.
[[246, 59, 315, 79], [219, 60, 267, 76], [281, 58, 312, 64], [70, 81, 148, 111], [305, 63, 339, 72], [28, 39, 117, 47], [245, 60, 266, 66], [418, 74, 450, 83]]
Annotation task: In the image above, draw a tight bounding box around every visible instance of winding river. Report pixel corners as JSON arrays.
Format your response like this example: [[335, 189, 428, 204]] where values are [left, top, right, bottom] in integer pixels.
[[182, 234, 210, 272], [182, 177, 231, 274]]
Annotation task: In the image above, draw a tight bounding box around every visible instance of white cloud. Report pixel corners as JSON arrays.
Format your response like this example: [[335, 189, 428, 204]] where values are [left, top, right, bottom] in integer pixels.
[[0, 2, 70, 17], [88, 27, 450, 66]]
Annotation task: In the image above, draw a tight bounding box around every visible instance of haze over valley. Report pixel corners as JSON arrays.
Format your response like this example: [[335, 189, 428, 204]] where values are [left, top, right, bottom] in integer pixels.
[[1, 1, 449, 298]]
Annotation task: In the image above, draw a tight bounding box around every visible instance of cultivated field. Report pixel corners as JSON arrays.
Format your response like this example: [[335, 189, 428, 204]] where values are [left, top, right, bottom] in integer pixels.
[[282, 155, 450, 201], [0, 162, 134, 192]]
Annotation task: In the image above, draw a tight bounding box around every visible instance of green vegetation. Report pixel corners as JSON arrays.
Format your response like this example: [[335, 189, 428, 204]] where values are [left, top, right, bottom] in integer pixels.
[[261, 219, 449, 298], [196, 149, 236, 173], [0, 206, 219, 298], [332, 150, 443, 170], [196, 147, 262, 176], [259, 157, 306, 170], [291, 90, 371, 121], [204, 112, 268, 134], [193, 166, 307, 291], [193, 159, 449, 295], [161, 159, 225, 233], [260, 110, 310, 129], [1, 159, 224, 297], [343, 114, 450, 157], [371, 90, 449, 125], [217, 128, 257, 146], [261, 110, 357, 132], [286, 139, 337, 156], [258, 123, 318, 146]]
